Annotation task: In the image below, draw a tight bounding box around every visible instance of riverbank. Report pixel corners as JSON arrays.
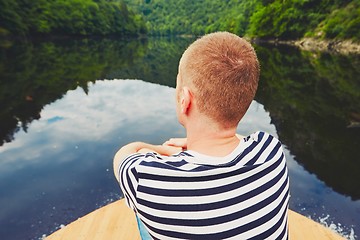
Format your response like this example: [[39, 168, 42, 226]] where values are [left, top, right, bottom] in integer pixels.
[[253, 37, 360, 55], [294, 38, 360, 55]]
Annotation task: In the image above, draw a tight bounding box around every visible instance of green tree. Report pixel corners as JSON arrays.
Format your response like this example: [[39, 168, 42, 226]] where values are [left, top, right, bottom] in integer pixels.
[[123, 0, 359, 41], [0, 0, 147, 37]]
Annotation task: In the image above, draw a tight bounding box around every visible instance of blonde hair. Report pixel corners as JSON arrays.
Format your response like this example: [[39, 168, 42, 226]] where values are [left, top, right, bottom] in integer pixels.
[[180, 32, 260, 127]]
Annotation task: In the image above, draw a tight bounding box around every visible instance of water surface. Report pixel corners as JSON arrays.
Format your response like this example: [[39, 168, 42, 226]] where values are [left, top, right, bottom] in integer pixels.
[[0, 37, 359, 239]]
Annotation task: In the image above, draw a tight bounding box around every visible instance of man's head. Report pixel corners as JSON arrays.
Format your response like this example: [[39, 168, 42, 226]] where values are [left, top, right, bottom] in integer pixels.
[[177, 32, 260, 128]]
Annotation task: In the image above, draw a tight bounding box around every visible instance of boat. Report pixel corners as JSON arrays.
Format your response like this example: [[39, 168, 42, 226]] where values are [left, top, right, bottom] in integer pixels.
[[46, 199, 345, 240]]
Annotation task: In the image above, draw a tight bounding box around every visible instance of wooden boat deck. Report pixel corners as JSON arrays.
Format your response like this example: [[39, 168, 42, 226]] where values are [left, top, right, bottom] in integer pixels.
[[46, 199, 345, 240]]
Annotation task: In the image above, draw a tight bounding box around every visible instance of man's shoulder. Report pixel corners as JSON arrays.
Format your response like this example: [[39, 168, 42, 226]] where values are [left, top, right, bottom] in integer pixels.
[[245, 131, 278, 142], [121, 151, 188, 170]]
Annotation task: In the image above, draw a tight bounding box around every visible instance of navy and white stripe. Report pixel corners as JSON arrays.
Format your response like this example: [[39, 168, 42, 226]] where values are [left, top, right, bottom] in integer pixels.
[[118, 131, 289, 239]]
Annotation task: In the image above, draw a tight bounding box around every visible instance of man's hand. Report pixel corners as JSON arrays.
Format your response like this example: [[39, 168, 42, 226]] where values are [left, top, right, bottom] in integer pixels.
[[163, 138, 187, 150], [138, 145, 183, 156]]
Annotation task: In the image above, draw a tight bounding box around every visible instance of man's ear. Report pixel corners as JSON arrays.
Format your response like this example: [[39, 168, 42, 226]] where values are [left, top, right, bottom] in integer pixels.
[[181, 87, 192, 114]]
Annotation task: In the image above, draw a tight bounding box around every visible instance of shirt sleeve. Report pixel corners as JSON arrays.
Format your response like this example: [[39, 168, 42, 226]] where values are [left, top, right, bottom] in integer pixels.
[[117, 153, 144, 211]]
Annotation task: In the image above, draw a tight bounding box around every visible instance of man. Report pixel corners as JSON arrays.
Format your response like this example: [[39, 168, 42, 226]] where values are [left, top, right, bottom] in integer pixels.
[[114, 32, 289, 239]]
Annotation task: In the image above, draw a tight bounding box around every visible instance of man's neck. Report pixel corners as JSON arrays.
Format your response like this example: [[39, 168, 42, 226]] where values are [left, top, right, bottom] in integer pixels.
[[185, 119, 240, 157]]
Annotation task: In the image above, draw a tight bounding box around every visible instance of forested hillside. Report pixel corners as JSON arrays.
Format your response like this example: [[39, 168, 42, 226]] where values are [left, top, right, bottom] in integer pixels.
[[1, 0, 358, 41], [0, 0, 147, 37], [125, 0, 359, 41]]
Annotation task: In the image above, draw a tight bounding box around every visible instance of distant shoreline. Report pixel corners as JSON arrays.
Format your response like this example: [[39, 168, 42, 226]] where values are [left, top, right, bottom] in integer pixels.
[[294, 38, 360, 55], [1, 34, 359, 55], [253, 37, 360, 55]]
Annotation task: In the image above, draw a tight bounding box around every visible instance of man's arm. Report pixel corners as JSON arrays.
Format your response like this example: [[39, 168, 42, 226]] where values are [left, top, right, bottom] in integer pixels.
[[113, 142, 182, 182]]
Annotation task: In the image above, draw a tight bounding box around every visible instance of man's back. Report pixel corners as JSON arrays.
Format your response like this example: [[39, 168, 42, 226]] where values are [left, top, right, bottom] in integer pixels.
[[119, 132, 289, 239]]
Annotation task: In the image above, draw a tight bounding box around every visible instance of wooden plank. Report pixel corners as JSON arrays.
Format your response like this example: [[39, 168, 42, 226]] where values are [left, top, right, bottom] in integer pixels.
[[46, 200, 140, 240], [46, 199, 345, 240], [288, 210, 345, 240]]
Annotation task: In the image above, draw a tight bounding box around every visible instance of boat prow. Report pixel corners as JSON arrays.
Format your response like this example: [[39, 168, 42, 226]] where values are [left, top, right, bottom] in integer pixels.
[[46, 199, 345, 240]]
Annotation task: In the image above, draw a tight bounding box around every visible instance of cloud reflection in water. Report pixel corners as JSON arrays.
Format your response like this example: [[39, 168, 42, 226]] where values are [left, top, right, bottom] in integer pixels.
[[0, 79, 358, 239]]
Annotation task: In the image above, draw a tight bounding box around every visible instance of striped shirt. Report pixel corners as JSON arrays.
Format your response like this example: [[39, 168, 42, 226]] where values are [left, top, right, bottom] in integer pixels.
[[118, 131, 289, 240]]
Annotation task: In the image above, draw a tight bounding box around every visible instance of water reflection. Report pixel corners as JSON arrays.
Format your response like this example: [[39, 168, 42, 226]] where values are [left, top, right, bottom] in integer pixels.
[[0, 37, 359, 239], [0, 38, 149, 146], [0, 80, 184, 239], [255, 45, 360, 200]]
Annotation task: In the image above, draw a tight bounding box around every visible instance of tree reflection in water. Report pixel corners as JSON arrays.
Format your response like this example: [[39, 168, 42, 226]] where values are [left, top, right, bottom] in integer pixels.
[[255, 45, 360, 200]]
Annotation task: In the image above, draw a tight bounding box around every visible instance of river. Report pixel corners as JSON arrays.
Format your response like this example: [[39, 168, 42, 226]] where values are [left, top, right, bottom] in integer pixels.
[[0, 37, 359, 239]]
